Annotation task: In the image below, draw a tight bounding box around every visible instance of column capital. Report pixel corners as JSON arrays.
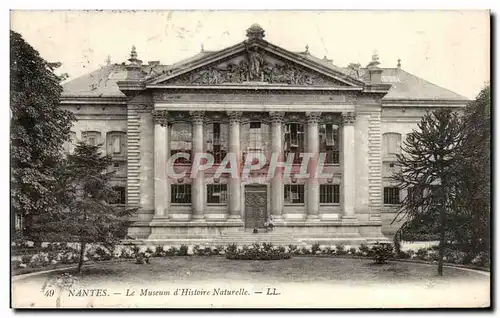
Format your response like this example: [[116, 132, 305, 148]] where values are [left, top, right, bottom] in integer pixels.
[[269, 111, 285, 124], [189, 111, 205, 124], [306, 112, 322, 123], [227, 111, 243, 124], [152, 110, 169, 126], [341, 112, 357, 125]]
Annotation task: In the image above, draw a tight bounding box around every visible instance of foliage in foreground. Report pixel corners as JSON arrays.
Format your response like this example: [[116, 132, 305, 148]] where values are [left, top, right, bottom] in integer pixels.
[[34, 142, 136, 273], [392, 109, 464, 275], [10, 30, 76, 242]]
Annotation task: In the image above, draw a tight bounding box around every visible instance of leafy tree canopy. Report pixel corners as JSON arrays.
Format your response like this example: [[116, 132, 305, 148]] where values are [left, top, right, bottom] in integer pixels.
[[10, 30, 76, 239]]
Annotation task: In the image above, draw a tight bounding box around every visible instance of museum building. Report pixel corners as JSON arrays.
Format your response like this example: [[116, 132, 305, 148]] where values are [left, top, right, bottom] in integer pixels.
[[60, 24, 468, 245]]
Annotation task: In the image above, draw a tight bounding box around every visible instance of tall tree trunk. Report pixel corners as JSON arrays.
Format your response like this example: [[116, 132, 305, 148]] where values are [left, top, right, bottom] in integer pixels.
[[438, 208, 445, 276], [78, 241, 86, 274]]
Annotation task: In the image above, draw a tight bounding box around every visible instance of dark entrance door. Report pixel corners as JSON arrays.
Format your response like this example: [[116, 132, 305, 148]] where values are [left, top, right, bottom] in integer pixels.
[[244, 185, 267, 229]]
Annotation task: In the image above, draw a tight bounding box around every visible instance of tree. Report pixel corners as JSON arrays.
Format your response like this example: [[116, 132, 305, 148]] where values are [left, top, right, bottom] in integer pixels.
[[10, 30, 76, 241], [391, 109, 464, 275], [454, 85, 491, 258], [36, 142, 135, 273]]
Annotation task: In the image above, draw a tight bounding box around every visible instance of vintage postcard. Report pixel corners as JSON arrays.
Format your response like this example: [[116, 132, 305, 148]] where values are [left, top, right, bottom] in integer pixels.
[[10, 10, 490, 308]]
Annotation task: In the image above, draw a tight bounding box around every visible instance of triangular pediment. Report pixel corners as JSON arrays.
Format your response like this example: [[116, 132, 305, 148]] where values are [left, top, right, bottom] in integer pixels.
[[146, 40, 365, 88]]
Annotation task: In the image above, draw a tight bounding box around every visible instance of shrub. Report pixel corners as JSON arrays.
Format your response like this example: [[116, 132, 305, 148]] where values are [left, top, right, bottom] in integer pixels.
[[177, 245, 189, 256], [131, 245, 140, 255], [225, 243, 291, 260], [335, 244, 347, 255], [226, 243, 237, 254], [135, 252, 151, 265], [396, 250, 411, 259], [21, 255, 31, 264], [359, 244, 370, 254], [415, 248, 428, 260], [372, 243, 394, 264], [348, 247, 357, 255], [12, 260, 22, 269], [145, 247, 154, 256], [323, 246, 334, 255], [288, 244, 298, 255], [154, 246, 165, 257], [164, 246, 178, 256], [120, 248, 134, 259], [300, 247, 311, 255], [311, 243, 321, 254]]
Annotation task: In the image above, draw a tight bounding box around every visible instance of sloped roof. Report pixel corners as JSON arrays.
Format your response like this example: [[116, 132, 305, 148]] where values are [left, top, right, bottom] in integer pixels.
[[62, 50, 467, 101]]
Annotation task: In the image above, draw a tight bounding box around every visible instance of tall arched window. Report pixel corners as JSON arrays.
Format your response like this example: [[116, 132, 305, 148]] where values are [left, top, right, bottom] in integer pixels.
[[383, 132, 402, 157], [170, 122, 192, 164], [205, 122, 228, 164]]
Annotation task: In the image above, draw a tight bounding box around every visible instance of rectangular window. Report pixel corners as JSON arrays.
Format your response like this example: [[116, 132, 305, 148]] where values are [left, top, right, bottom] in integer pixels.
[[207, 184, 228, 204], [284, 184, 305, 204], [384, 187, 400, 205], [248, 122, 263, 152], [170, 123, 192, 164], [208, 123, 227, 164], [320, 184, 340, 204], [82, 131, 101, 147], [319, 124, 340, 164], [171, 184, 192, 204], [112, 136, 121, 154], [284, 123, 305, 164], [111, 186, 126, 205]]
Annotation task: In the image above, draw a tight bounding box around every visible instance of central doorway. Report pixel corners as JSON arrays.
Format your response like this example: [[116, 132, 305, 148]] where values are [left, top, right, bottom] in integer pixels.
[[244, 184, 267, 229]]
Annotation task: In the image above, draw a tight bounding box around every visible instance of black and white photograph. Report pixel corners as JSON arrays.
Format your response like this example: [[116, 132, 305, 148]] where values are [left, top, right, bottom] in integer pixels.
[[9, 10, 491, 308]]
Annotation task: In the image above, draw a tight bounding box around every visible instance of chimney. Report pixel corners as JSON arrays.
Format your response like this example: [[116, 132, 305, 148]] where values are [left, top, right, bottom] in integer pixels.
[[125, 45, 143, 80], [367, 50, 383, 84], [397, 58, 402, 69]]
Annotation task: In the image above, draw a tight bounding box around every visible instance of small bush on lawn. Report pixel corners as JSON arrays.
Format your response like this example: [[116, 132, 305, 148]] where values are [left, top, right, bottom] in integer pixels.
[[21, 255, 32, 264], [11, 260, 22, 269], [396, 250, 411, 259], [225, 243, 291, 260], [163, 246, 178, 256], [372, 243, 394, 264], [288, 245, 298, 255], [135, 252, 151, 265], [177, 245, 189, 256], [335, 244, 347, 255], [311, 243, 321, 254], [348, 247, 357, 255], [154, 246, 166, 257]]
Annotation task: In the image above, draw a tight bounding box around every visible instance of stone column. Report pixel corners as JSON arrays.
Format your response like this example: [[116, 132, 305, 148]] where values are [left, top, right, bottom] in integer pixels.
[[270, 111, 285, 219], [190, 111, 205, 220], [227, 111, 242, 220], [152, 110, 168, 217], [306, 112, 321, 220], [341, 112, 357, 221]]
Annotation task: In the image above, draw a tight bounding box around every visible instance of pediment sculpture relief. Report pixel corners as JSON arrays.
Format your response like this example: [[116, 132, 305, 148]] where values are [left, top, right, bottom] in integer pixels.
[[167, 46, 344, 86]]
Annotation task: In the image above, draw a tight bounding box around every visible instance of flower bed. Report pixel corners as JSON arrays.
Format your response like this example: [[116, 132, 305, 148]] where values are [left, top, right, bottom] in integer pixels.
[[225, 243, 291, 260], [12, 241, 490, 275]]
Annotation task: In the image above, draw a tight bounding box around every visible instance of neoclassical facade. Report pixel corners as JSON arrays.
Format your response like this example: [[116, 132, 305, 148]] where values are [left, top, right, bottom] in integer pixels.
[[60, 24, 468, 244]]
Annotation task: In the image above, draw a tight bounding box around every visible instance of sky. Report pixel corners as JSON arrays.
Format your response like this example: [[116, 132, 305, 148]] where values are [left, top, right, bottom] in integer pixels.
[[10, 10, 490, 99]]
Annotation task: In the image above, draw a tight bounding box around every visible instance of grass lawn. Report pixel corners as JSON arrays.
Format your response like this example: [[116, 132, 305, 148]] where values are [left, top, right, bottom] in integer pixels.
[[12, 256, 490, 308]]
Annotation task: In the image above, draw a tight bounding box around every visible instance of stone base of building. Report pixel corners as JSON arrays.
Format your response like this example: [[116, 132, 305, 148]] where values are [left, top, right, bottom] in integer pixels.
[[125, 217, 390, 246]]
